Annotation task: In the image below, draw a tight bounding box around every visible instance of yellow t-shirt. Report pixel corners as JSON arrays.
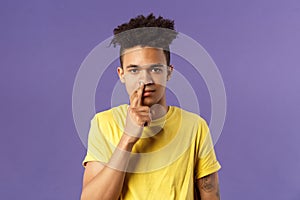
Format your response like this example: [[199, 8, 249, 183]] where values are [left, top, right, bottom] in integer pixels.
[[83, 104, 221, 200]]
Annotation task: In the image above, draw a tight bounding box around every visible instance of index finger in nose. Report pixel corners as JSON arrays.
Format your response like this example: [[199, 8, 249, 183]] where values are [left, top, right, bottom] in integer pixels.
[[130, 81, 144, 107], [130, 91, 138, 107], [137, 81, 145, 106]]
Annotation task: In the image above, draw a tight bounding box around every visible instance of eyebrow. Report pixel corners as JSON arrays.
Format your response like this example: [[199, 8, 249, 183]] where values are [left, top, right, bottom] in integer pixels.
[[125, 63, 165, 69], [149, 63, 165, 68], [125, 64, 139, 69]]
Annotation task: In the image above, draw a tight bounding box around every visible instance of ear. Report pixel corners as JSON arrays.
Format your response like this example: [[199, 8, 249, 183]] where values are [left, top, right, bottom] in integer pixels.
[[167, 65, 174, 81], [117, 67, 125, 83]]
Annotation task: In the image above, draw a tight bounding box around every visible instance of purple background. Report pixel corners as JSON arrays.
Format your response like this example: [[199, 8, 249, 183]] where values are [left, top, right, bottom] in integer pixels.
[[1, 0, 300, 199]]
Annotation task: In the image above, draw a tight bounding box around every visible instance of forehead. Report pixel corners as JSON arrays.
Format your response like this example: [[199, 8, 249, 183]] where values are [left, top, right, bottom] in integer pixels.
[[122, 46, 166, 67]]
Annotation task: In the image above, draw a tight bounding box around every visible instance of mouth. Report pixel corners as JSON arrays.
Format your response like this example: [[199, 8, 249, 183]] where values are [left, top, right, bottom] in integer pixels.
[[143, 90, 155, 97]]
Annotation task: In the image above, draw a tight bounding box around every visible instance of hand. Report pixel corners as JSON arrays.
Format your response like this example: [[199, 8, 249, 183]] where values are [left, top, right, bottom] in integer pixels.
[[124, 82, 152, 141]]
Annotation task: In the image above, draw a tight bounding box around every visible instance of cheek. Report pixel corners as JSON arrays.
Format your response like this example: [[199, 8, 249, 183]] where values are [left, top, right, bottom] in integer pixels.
[[152, 75, 167, 87], [124, 76, 139, 95]]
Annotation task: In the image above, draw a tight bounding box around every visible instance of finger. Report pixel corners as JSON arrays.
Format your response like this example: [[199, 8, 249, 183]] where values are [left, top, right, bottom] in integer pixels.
[[128, 108, 150, 118], [130, 81, 145, 108], [128, 107, 151, 125], [136, 112, 151, 117], [137, 106, 152, 125], [130, 91, 138, 107], [137, 115, 152, 127], [144, 116, 152, 126], [137, 110, 152, 126], [135, 106, 150, 113], [137, 81, 145, 106]]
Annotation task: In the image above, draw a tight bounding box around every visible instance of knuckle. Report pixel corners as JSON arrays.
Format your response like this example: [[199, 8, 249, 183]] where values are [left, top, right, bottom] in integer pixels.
[[143, 106, 150, 111], [130, 107, 137, 112], [128, 108, 134, 113], [141, 106, 150, 112], [144, 116, 150, 122], [136, 119, 143, 126]]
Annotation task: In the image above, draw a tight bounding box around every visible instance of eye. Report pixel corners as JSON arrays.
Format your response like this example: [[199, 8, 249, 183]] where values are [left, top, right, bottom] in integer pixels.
[[151, 67, 163, 73], [128, 68, 139, 74], [150, 64, 165, 73]]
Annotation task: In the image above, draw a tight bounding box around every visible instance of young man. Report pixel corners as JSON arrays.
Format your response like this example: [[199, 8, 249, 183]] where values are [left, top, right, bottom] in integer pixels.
[[81, 14, 221, 200]]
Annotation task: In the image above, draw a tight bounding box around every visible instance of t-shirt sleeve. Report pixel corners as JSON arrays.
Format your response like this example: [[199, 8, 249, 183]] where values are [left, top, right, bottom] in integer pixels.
[[195, 119, 221, 179], [82, 114, 114, 167]]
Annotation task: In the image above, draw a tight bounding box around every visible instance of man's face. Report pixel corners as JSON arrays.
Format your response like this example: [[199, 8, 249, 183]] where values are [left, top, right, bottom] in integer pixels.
[[117, 46, 173, 107]]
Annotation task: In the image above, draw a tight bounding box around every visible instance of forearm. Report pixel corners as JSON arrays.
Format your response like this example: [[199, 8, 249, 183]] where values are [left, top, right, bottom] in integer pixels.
[[81, 135, 135, 200], [197, 172, 220, 200], [81, 84, 150, 200]]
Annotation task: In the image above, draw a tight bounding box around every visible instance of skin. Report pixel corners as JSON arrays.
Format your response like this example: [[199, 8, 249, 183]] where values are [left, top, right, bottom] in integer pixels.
[[196, 172, 220, 200], [117, 46, 172, 110], [80, 46, 220, 200]]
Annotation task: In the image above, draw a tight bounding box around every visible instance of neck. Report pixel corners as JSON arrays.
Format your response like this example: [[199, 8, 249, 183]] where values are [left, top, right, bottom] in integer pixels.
[[151, 104, 168, 120]]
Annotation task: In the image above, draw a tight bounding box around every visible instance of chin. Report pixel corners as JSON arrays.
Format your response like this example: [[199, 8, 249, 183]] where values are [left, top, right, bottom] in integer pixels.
[[142, 99, 157, 107]]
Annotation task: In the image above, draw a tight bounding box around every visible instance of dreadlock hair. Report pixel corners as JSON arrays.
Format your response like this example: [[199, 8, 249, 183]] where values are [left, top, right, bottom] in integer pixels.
[[111, 13, 178, 67]]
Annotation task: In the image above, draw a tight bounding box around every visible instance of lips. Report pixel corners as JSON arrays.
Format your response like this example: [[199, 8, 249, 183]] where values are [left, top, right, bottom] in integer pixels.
[[143, 90, 155, 97]]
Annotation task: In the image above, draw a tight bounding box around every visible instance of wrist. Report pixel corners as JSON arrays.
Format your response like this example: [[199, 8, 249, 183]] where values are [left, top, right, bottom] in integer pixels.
[[118, 134, 137, 151]]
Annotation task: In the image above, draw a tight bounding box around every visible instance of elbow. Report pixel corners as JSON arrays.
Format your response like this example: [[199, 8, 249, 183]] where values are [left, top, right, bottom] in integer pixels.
[[80, 188, 88, 200], [80, 188, 118, 200], [80, 187, 93, 200]]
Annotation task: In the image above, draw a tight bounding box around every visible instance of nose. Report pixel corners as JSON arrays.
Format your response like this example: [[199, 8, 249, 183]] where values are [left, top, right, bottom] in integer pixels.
[[139, 69, 153, 85]]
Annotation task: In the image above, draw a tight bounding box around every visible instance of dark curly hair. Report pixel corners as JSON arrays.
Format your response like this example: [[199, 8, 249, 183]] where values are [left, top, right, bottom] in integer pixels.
[[111, 13, 178, 67]]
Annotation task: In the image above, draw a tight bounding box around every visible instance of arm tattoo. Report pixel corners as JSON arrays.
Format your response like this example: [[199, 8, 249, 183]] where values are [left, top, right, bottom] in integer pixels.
[[200, 174, 215, 192], [199, 173, 220, 199]]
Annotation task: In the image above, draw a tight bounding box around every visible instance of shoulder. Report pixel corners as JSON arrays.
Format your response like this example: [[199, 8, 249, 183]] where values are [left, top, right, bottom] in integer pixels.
[[93, 104, 128, 122], [88, 105, 128, 139], [171, 106, 208, 126]]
